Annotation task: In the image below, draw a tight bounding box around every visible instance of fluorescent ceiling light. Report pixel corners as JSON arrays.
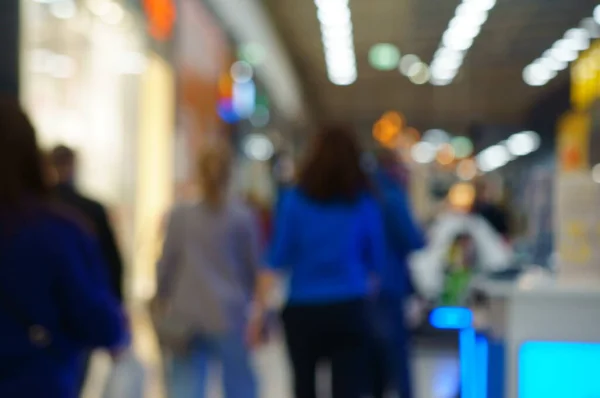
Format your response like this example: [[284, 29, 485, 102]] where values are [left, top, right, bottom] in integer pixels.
[[430, 76, 453, 86], [451, 12, 488, 28], [315, 0, 348, 8], [477, 144, 510, 172], [506, 132, 540, 156], [315, 0, 357, 85], [580, 17, 600, 39], [477, 131, 540, 173], [443, 32, 474, 51], [434, 48, 464, 67], [431, 65, 457, 80], [523, 63, 555, 86], [540, 51, 568, 71], [463, 0, 496, 12], [523, 11, 596, 86], [317, 7, 351, 26], [429, 0, 495, 85], [448, 22, 482, 40], [564, 28, 590, 51]]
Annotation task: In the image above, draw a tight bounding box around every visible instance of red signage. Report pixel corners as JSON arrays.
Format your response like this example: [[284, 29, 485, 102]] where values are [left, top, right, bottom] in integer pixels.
[[143, 0, 176, 41]]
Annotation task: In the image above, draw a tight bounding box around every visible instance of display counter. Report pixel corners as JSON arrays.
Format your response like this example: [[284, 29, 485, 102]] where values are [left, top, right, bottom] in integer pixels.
[[506, 283, 600, 398], [471, 276, 600, 398]]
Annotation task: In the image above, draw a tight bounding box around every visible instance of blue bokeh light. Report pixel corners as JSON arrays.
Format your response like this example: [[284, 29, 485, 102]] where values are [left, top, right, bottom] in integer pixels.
[[430, 307, 473, 330], [217, 98, 240, 124]]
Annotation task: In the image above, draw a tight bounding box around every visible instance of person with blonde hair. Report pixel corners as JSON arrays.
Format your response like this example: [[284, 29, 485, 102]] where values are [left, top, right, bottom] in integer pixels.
[[155, 142, 259, 398]]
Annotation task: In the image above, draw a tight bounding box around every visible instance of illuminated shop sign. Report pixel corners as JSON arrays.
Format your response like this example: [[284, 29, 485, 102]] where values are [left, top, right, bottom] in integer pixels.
[[143, 0, 176, 41]]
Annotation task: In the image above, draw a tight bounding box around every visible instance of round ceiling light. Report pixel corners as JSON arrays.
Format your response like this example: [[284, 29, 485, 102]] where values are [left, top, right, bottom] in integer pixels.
[[451, 136, 474, 158], [411, 141, 437, 164], [399, 54, 421, 76], [456, 159, 478, 181], [243, 134, 275, 161], [231, 61, 254, 83], [423, 129, 450, 148], [369, 43, 401, 71], [408, 63, 430, 85]]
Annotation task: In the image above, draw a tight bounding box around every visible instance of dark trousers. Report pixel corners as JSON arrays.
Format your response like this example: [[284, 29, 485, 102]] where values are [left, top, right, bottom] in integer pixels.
[[370, 294, 413, 398], [76, 351, 91, 397], [282, 299, 370, 398]]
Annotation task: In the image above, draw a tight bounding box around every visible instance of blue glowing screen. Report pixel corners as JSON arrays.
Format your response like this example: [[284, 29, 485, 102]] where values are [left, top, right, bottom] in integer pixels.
[[520, 341, 600, 398], [430, 307, 473, 330]]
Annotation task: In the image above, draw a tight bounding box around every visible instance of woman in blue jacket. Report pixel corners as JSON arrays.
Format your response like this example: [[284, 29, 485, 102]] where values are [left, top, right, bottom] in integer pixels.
[[248, 126, 386, 398], [0, 99, 128, 397]]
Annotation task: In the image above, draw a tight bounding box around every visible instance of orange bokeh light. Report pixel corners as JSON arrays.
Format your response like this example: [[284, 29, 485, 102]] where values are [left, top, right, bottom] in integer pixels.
[[373, 118, 400, 148], [143, 0, 176, 41], [381, 111, 405, 129], [218, 73, 233, 98], [456, 158, 478, 181], [436, 143, 455, 166], [448, 183, 476, 211], [398, 126, 420, 149]]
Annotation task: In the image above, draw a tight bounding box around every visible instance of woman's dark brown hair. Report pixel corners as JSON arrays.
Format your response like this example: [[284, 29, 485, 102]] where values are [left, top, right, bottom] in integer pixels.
[[0, 98, 48, 208], [0, 99, 94, 235], [298, 125, 369, 203]]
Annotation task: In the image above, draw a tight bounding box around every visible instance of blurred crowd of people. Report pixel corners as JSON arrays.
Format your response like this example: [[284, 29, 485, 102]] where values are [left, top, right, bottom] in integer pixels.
[[0, 98, 510, 397]]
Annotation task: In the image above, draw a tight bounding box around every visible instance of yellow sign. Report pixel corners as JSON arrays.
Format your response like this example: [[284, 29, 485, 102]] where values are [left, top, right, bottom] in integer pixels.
[[557, 111, 590, 172], [571, 41, 600, 111]]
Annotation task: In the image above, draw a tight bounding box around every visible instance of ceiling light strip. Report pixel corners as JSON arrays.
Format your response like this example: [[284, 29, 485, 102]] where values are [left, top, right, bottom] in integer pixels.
[[430, 0, 497, 86], [315, 0, 357, 85], [523, 6, 600, 87], [476, 131, 540, 173]]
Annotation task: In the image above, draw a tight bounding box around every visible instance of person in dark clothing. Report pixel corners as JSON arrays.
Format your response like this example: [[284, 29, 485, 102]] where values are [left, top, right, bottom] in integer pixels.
[[370, 148, 426, 398], [472, 181, 509, 237], [0, 98, 127, 398], [50, 146, 124, 302], [50, 146, 125, 392]]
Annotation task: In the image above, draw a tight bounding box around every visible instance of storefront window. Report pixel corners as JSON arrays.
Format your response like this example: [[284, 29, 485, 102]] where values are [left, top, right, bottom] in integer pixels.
[[21, 0, 145, 204]]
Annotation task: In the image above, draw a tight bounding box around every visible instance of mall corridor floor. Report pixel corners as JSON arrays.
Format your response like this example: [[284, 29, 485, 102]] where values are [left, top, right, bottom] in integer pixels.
[[84, 316, 460, 398]]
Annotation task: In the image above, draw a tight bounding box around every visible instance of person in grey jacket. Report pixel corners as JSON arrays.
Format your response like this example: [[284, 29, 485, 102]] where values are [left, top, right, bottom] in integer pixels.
[[156, 142, 260, 398]]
